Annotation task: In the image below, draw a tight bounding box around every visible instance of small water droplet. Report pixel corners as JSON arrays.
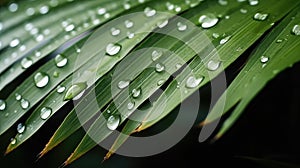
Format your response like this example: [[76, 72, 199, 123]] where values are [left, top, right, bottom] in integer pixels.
[[218, 0, 228, 6], [127, 101, 135, 110], [93, 19, 101, 25], [186, 76, 204, 88], [132, 88, 141, 98], [21, 57, 33, 69], [53, 71, 59, 78], [34, 72, 49, 88], [207, 60, 221, 71], [106, 43, 121, 56], [10, 38, 20, 47], [107, 115, 120, 130], [35, 51, 42, 57], [124, 3, 131, 10], [118, 80, 130, 89], [56, 85, 66, 93], [97, 8, 106, 15], [220, 36, 231, 45], [175, 6, 181, 12], [20, 99, 30, 109], [157, 79, 165, 86], [144, 7, 156, 17], [55, 54, 68, 67], [157, 20, 168, 28], [177, 22, 187, 31], [40, 107, 52, 120], [64, 82, 87, 100], [8, 3, 18, 12], [111, 27, 121, 36], [253, 13, 268, 21], [17, 123, 26, 134], [292, 25, 300, 36], [260, 56, 269, 63], [175, 63, 183, 69], [35, 34, 44, 42], [225, 15, 230, 19], [166, 2, 174, 10], [212, 33, 220, 39], [127, 32, 135, 39], [276, 39, 283, 43], [26, 8, 35, 16], [249, 0, 259, 6], [65, 24, 75, 32], [10, 138, 16, 145], [151, 50, 163, 61], [124, 20, 134, 28], [39, 5, 49, 14], [15, 93, 22, 101], [199, 14, 219, 29], [155, 63, 165, 72], [0, 99, 6, 111], [240, 8, 247, 14]]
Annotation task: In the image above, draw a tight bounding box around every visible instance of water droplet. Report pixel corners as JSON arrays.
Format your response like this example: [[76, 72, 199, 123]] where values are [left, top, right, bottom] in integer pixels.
[[65, 24, 75, 32], [175, 63, 183, 69], [253, 13, 268, 21], [207, 60, 221, 71], [260, 56, 269, 63], [199, 14, 219, 29], [10, 138, 16, 145], [34, 72, 49, 88], [166, 2, 174, 10], [97, 8, 106, 15], [39, 5, 49, 14], [155, 63, 165, 72], [26, 8, 35, 16], [40, 107, 52, 120], [157, 79, 165, 86], [225, 15, 230, 19], [177, 22, 187, 31], [186, 76, 204, 88], [64, 82, 87, 100], [132, 88, 141, 98], [124, 20, 134, 28], [240, 8, 247, 14], [249, 0, 259, 6], [106, 43, 121, 56], [35, 34, 44, 42], [111, 27, 121, 36], [175, 6, 181, 12], [144, 7, 156, 17], [124, 3, 131, 10], [151, 50, 163, 61], [212, 33, 220, 39], [118, 80, 130, 89], [104, 13, 110, 19], [55, 54, 68, 67], [53, 71, 59, 78], [292, 25, 300, 36], [220, 36, 231, 45], [127, 32, 135, 39], [20, 99, 30, 109], [107, 115, 120, 130], [15, 93, 22, 101], [218, 0, 228, 5], [17, 123, 25, 134], [21, 57, 33, 69], [35, 51, 42, 57], [56, 85, 66, 93], [127, 101, 135, 110], [10, 38, 20, 47], [157, 20, 168, 28], [0, 99, 6, 111], [9, 3, 18, 12], [93, 19, 101, 25]]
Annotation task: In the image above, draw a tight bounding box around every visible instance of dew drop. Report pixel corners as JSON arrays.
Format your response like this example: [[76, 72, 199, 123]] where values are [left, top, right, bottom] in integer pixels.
[[144, 7, 156, 17], [276, 39, 283, 43], [107, 115, 120, 130], [175, 6, 181, 12], [127, 32, 135, 39], [8, 3, 18, 12], [97, 8, 106, 15], [10, 38, 20, 47], [240, 8, 247, 14], [124, 20, 134, 28], [151, 50, 163, 61], [292, 25, 300, 36], [124, 3, 131, 10], [186, 76, 204, 88], [111, 27, 121, 36], [34, 72, 49, 88], [177, 22, 187, 31], [175, 63, 182, 69], [212, 33, 220, 39], [39, 5, 49, 14], [21, 57, 33, 69], [10, 138, 16, 145], [207, 60, 221, 71], [40, 107, 52, 120], [157, 79, 165, 86], [132, 88, 141, 98], [53, 71, 59, 78], [64, 82, 87, 100], [166, 2, 174, 10], [199, 14, 219, 29], [118, 80, 130, 89], [56, 85, 66, 93], [0, 99, 6, 111], [15, 93, 22, 101], [127, 101, 135, 110], [20, 99, 30, 109], [155, 63, 165, 72], [218, 0, 228, 6], [157, 20, 168, 28], [35, 34, 44, 42], [17, 123, 25, 134], [35, 51, 42, 57], [26, 8, 35, 16], [253, 13, 268, 21], [249, 0, 259, 6], [65, 24, 75, 32], [260, 56, 269, 63], [106, 43, 121, 56], [220, 36, 231, 45], [55, 54, 68, 67]]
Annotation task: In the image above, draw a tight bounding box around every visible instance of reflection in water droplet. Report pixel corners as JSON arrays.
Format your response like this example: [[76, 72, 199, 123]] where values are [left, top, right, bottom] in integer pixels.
[[106, 43, 121, 56], [55, 54, 68, 67], [64, 83, 87, 100], [186, 76, 204, 88], [155, 63, 165, 72], [17, 123, 26, 134], [0, 99, 6, 111], [292, 25, 300, 36], [199, 14, 219, 28], [107, 115, 120, 130], [253, 13, 268, 21], [40, 107, 52, 120], [34, 72, 49, 88], [20, 99, 30, 109], [10, 138, 16, 145], [207, 60, 221, 71], [177, 22, 187, 31], [144, 7, 156, 17], [21, 57, 33, 69], [118, 80, 130, 89]]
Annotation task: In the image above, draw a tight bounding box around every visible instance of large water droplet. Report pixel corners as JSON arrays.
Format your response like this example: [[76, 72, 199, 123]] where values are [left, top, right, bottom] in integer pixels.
[[144, 7, 156, 17], [111, 27, 121, 36], [155, 63, 165, 72], [199, 14, 219, 29], [17, 123, 25, 134], [152, 50, 163, 61], [107, 115, 120, 130], [249, 0, 259, 6], [56, 85, 66, 93], [132, 88, 141, 98], [207, 60, 221, 71], [55, 54, 68, 67], [186, 76, 204, 88], [40, 107, 52, 120], [220, 36, 231, 45], [64, 82, 87, 100], [260, 56, 269, 63], [177, 22, 187, 31], [20, 99, 30, 109], [124, 20, 134, 28], [292, 25, 300, 36], [10, 138, 16, 145], [253, 13, 268, 21], [34, 72, 49, 88], [21, 57, 33, 69], [127, 101, 135, 110], [118, 80, 130, 89], [106, 43, 121, 56], [10, 38, 20, 47], [0, 99, 6, 111], [15, 93, 22, 101]]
